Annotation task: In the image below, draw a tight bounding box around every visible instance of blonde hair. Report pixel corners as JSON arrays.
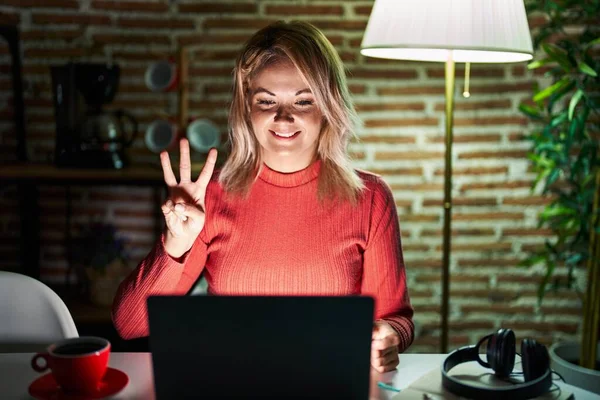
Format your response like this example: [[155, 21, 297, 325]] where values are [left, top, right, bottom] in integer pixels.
[[219, 20, 364, 202]]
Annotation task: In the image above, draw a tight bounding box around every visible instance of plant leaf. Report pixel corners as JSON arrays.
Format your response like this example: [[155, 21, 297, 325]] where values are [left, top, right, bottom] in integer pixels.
[[519, 103, 543, 120], [583, 37, 600, 50], [533, 78, 570, 103], [578, 62, 598, 77], [542, 43, 573, 71], [568, 89, 584, 120], [528, 58, 552, 70]]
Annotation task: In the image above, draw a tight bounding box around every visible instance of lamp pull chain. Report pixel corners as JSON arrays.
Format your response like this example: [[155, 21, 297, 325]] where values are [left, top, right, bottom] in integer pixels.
[[462, 62, 471, 98]]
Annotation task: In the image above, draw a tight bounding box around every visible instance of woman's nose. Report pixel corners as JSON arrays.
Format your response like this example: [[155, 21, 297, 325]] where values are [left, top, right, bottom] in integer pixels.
[[274, 105, 294, 122]]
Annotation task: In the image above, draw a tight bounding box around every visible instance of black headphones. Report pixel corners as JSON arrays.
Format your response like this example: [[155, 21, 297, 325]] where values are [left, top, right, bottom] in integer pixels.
[[441, 328, 552, 400]]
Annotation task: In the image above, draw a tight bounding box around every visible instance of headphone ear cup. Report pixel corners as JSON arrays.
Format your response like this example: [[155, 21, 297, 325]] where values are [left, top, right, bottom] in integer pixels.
[[490, 328, 516, 378], [522, 338, 549, 382], [486, 331, 498, 371]]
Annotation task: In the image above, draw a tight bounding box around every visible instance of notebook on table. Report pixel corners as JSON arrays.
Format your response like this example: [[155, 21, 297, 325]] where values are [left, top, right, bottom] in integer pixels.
[[147, 295, 374, 399]]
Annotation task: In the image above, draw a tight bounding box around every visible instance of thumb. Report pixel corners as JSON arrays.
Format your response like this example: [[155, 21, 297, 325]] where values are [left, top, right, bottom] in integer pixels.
[[174, 203, 205, 226]]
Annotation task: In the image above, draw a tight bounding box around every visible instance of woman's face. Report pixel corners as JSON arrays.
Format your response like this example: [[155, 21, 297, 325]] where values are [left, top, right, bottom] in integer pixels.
[[249, 60, 323, 173]]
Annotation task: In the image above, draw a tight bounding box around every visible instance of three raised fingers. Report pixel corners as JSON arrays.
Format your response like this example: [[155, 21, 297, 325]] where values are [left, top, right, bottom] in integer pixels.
[[179, 138, 192, 183], [159, 140, 218, 192], [194, 148, 218, 200], [160, 151, 177, 187]]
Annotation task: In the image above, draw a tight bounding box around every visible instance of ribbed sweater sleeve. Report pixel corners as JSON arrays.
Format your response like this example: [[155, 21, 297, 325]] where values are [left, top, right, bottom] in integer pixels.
[[111, 233, 208, 339], [361, 177, 414, 353]]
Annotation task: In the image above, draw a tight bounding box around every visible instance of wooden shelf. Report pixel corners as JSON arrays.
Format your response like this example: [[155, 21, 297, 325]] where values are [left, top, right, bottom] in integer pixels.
[[0, 163, 166, 186]]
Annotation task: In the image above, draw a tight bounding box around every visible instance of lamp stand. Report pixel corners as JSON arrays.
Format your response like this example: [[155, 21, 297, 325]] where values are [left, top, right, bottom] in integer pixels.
[[441, 58, 455, 354]]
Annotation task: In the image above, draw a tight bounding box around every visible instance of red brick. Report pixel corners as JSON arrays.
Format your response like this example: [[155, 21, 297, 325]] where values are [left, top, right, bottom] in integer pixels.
[[434, 99, 511, 111], [451, 289, 519, 301], [265, 5, 343, 16], [376, 151, 442, 161], [497, 274, 569, 284], [3, 0, 78, 7], [0, 11, 21, 25], [422, 321, 496, 331], [427, 66, 505, 78], [502, 196, 552, 206], [91, 0, 169, 12], [355, 102, 425, 112], [435, 242, 513, 252], [458, 258, 522, 268], [416, 274, 489, 283], [468, 82, 535, 94], [461, 180, 532, 191], [349, 84, 366, 94], [31, 13, 112, 26], [459, 150, 530, 159], [350, 68, 417, 79], [354, 5, 373, 15], [24, 48, 86, 58], [177, 33, 249, 46], [92, 33, 171, 45], [399, 214, 439, 222], [420, 228, 495, 237], [403, 243, 429, 251], [179, 2, 256, 13], [356, 135, 416, 144], [454, 116, 529, 126], [502, 228, 553, 236], [117, 17, 194, 29], [453, 212, 524, 221], [502, 321, 578, 334], [461, 305, 535, 314], [422, 197, 497, 207], [433, 166, 507, 176], [427, 133, 502, 144], [204, 18, 277, 30], [364, 118, 438, 128], [512, 65, 526, 77], [21, 29, 84, 41], [369, 167, 423, 176], [377, 86, 445, 96], [311, 20, 367, 31], [189, 66, 235, 78], [408, 259, 442, 268]]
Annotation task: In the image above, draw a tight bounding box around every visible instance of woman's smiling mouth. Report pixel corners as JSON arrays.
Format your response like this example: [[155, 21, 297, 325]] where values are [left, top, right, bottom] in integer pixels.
[[270, 130, 300, 139]]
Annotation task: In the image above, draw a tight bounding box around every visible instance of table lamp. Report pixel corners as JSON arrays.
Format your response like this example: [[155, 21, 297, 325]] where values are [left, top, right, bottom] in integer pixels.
[[360, 0, 534, 353]]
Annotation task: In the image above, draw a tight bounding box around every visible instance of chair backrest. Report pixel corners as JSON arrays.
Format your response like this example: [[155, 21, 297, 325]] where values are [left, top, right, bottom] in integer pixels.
[[0, 271, 78, 352]]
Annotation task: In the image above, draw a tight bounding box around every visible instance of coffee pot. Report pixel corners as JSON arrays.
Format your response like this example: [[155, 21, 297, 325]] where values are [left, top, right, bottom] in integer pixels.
[[51, 63, 138, 169]]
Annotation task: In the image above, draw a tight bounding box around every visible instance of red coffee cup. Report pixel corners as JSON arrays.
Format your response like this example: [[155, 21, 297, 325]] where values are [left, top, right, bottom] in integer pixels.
[[31, 336, 110, 394]]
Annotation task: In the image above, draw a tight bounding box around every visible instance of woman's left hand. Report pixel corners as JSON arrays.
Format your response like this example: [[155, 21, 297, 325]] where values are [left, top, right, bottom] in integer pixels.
[[371, 321, 400, 372]]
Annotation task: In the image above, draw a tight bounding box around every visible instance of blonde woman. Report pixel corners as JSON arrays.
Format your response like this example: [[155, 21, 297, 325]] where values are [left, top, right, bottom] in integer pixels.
[[112, 21, 414, 373]]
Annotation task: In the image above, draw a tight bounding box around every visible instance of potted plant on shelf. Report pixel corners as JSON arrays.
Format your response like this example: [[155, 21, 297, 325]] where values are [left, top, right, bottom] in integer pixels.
[[70, 222, 130, 307], [519, 0, 600, 394]]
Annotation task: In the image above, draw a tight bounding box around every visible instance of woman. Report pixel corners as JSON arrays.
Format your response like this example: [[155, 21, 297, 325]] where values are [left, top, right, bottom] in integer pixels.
[[112, 20, 414, 373]]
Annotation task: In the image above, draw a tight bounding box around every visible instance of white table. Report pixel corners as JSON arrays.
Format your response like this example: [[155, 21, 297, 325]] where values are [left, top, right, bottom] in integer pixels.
[[0, 353, 597, 399]]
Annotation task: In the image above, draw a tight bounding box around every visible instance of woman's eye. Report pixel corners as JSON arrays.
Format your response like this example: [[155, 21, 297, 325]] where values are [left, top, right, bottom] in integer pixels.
[[257, 99, 275, 105], [296, 100, 314, 106]]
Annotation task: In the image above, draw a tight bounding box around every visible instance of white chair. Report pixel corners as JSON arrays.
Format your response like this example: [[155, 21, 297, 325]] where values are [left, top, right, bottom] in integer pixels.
[[0, 271, 78, 352]]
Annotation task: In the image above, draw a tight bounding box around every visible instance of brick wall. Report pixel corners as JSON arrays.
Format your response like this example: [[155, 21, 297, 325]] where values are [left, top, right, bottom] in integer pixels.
[[0, 0, 583, 353]]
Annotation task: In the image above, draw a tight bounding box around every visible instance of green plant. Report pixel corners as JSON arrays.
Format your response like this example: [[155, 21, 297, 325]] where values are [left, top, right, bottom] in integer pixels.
[[519, 0, 600, 370]]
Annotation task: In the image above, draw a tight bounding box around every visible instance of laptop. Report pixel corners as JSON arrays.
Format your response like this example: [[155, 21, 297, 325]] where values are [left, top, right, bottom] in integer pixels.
[[147, 295, 374, 399]]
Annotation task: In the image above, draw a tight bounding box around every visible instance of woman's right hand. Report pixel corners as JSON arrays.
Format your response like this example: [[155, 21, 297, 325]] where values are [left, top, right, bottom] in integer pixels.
[[160, 138, 218, 258]]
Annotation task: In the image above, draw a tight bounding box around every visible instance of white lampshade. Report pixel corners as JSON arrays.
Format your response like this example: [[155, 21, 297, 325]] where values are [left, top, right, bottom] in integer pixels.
[[361, 0, 534, 63]]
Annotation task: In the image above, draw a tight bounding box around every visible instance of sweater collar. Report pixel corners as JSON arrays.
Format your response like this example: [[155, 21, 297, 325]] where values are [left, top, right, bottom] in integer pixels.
[[258, 159, 321, 188]]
